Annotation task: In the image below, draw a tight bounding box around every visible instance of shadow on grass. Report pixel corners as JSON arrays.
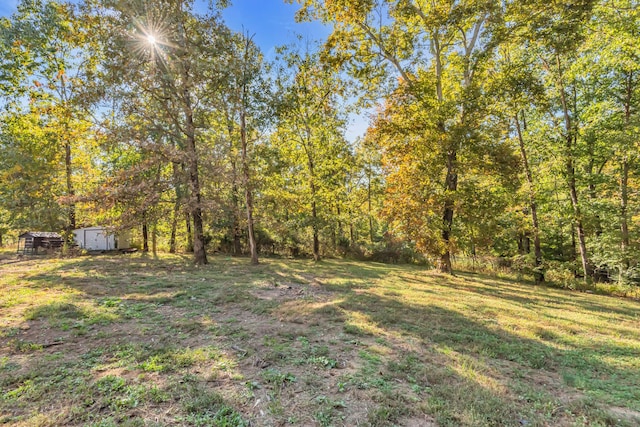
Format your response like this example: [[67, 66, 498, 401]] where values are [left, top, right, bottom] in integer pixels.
[[454, 271, 640, 318], [4, 254, 640, 425], [330, 288, 640, 424], [19, 255, 397, 309]]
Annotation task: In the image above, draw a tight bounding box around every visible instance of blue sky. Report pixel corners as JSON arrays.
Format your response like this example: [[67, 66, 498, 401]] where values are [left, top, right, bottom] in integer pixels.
[[0, 0, 329, 52], [0, 0, 18, 17], [220, 0, 330, 55]]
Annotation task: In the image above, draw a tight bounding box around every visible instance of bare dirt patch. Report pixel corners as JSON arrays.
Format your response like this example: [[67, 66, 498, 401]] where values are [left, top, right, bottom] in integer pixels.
[[609, 406, 640, 424]]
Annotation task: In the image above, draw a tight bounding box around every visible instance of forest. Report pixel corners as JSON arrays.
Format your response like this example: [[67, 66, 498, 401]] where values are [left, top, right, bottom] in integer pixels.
[[1, 0, 638, 287]]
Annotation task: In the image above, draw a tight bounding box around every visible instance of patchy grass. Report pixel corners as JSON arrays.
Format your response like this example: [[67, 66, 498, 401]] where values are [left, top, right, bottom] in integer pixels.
[[1, 252, 639, 426]]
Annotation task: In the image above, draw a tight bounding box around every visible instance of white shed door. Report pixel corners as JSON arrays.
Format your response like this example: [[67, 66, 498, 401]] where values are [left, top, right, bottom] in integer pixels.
[[85, 229, 111, 250], [85, 230, 101, 250]]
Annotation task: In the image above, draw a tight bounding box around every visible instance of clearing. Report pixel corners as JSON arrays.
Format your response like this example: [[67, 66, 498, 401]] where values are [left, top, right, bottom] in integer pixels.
[[1, 253, 639, 426]]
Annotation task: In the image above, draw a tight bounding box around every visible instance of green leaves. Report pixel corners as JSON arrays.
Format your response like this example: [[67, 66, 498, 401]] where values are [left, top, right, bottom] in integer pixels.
[[0, 0, 637, 275]]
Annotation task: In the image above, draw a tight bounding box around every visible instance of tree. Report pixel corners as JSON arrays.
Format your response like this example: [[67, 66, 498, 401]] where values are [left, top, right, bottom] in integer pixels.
[[0, 0, 100, 235], [0, 111, 68, 231], [216, 32, 271, 264], [516, 0, 596, 280], [577, 0, 640, 278], [491, 38, 549, 282], [273, 45, 351, 261], [96, 0, 235, 264], [297, 0, 510, 272]]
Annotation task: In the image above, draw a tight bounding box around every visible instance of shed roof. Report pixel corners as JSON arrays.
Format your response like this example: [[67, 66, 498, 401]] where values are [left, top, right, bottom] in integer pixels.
[[73, 226, 110, 231], [19, 232, 63, 239]]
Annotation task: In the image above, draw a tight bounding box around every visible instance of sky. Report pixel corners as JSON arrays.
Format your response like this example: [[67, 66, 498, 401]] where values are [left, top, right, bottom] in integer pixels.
[[0, 0, 329, 50], [220, 0, 330, 55], [0, 0, 18, 17], [0, 0, 368, 140]]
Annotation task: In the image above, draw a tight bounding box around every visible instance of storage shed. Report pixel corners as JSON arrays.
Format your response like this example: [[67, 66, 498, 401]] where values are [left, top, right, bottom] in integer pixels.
[[17, 232, 64, 255], [73, 227, 129, 251]]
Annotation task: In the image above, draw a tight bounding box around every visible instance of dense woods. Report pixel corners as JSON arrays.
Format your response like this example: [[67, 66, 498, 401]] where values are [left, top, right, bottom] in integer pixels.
[[1, 0, 638, 286]]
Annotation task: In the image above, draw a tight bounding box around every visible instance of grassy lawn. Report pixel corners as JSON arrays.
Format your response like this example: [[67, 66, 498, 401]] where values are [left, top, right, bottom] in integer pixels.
[[1, 251, 639, 426]]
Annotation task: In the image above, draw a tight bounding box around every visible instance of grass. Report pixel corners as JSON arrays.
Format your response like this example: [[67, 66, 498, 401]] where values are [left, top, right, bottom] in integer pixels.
[[1, 250, 639, 426]]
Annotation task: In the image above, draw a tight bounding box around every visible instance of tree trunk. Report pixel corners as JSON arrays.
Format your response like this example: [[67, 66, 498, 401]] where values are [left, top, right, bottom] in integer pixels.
[[302, 124, 320, 262], [368, 171, 374, 243], [232, 195, 242, 256], [230, 155, 242, 256], [568, 154, 589, 279], [440, 149, 457, 273], [556, 54, 588, 280], [169, 203, 178, 254], [620, 158, 630, 268], [338, 205, 343, 240], [350, 223, 355, 247], [169, 161, 184, 254], [310, 172, 320, 261], [240, 96, 258, 265], [182, 82, 207, 264], [152, 223, 157, 256], [64, 139, 76, 232], [243, 176, 258, 265], [308, 155, 320, 261], [186, 133, 207, 265], [518, 233, 531, 255], [433, 32, 455, 274], [233, 223, 242, 255], [312, 196, 320, 261], [514, 113, 544, 282], [185, 212, 193, 253], [142, 214, 149, 253], [175, 12, 207, 266], [225, 120, 243, 257], [60, 77, 75, 234], [585, 156, 603, 237]]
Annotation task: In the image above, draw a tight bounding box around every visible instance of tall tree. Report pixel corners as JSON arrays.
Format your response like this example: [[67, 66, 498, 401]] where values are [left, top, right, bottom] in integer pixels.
[[0, 0, 100, 234], [518, 0, 596, 279], [96, 0, 234, 264], [273, 45, 350, 261], [297, 0, 508, 272], [578, 0, 639, 276], [216, 32, 270, 264], [492, 40, 548, 282], [0, 111, 68, 231]]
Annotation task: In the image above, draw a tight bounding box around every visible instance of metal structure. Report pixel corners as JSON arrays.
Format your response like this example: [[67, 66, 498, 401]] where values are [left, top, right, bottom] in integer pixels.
[[17, 232, 64, 255], [73, 227, 131, 251]]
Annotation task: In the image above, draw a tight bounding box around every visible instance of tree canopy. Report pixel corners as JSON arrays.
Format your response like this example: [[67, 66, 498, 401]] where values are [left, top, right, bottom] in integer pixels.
[[0, 0, 638, 285]]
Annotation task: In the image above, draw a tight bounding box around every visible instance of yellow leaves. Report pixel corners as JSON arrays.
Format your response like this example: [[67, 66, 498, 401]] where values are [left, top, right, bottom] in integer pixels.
[[1, 164, 25, 182], [10, 164, 23, 174], [324, 0, 374, 23]]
